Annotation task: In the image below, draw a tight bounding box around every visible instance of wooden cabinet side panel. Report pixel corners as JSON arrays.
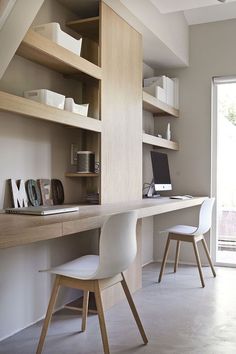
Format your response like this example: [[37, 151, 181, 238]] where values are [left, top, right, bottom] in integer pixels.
[[100, 2, 142, 204]]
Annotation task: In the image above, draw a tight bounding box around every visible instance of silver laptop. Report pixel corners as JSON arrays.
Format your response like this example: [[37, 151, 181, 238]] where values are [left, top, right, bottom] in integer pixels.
[[5, 205, 80, 216]]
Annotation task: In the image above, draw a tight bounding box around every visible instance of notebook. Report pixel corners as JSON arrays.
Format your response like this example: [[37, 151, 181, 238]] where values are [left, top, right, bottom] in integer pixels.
[[5, 205, 79, 216]]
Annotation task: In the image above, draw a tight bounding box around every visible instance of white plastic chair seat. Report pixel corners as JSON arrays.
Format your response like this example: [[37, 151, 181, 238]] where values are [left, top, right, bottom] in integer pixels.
[[165, 225, 198, 235], [36, 211, 148, 354], [47, 255, 99, 280]]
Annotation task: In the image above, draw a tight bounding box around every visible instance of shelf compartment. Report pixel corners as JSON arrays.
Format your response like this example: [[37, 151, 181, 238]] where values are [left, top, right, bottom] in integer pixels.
[[67, 16, 99, 42], [143, 91, 179, 117], [142, 133, 179, 151], [65, 173, 99, 177], [0, 91, 102, 133], [16, 29, 102, 81]]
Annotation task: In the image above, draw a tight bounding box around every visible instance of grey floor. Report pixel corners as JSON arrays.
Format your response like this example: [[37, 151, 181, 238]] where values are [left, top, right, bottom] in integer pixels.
[[1, 263, 236, 354]]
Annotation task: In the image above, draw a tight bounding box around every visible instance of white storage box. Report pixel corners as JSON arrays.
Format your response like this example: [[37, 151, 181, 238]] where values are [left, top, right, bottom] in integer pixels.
[[24, 89, 65, 109], [144, 75, 176, 107], [32, 22, 82, 56], [172, 78, 179, 109], [157, 86, 166, 103], [143, 85, 167, 104], [143, 76, 165, 88], [64, 98, 89, 117], [165, 77, 174, 107]]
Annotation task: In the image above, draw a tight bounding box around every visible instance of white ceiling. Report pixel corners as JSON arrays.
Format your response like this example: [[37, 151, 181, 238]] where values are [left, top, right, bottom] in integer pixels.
[[150, 0, 236, 25], [150, 0, 235, 13]]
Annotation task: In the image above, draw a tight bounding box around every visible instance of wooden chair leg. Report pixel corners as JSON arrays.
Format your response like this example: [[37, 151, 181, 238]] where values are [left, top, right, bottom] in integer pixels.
[[121, 273, 148, 345], [192, 240, 205, 288], [94, 281, 110, 354], [174, 241, 181, 273], [201, 238, 216, 277], [158, 235, 171, 283], [81, 291, 89, 332], [36, 275, 61, 354]]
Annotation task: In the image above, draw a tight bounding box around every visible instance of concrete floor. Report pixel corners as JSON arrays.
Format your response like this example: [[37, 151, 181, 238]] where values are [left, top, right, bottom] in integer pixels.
[[1, 263, 236, 354]]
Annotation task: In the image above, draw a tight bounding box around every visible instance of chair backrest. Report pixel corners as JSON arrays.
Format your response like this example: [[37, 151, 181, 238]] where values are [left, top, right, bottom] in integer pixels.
[[92, 211, 138, 279], [195, 197, 215, 235]]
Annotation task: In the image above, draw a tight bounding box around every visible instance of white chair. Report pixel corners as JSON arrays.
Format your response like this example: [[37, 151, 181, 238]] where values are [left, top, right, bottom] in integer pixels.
[[36, 211, 148, 354], [158, 198, 216, 287]]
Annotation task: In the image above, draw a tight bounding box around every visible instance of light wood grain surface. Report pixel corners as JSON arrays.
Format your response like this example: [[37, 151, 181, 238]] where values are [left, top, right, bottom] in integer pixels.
[[16, 30, 102, 80], [100, 2, 143, 204], [0, 197, 206, 249], [143, 91, 179, 117], [143, 133, 179, 150], [67, 16, 99, 42], [0, 91, 102, 132], [65, 173, 99, 177]]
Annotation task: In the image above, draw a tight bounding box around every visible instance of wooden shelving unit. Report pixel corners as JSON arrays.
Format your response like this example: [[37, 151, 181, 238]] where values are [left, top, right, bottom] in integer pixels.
[[67, 16, 99, 42], [14, 22, 102, 205], [0, 91, 102, 133], [65, 173, 99, 177], [16, 30, 102, 80], [143, 133, 179, 151], [143, 91, 179, 117]]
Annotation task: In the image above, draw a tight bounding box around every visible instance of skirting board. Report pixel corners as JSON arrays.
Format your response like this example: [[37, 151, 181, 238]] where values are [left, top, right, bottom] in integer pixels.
[[155, 259, 210, 267], [142, 259, 154, 267]]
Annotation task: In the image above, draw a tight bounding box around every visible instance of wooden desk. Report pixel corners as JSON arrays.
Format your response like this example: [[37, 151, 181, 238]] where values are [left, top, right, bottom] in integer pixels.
[[0, 197, 206, 249], [0, 197, 206, 309]]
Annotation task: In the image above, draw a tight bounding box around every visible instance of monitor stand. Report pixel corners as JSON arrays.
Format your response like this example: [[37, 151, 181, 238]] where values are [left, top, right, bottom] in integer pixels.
[[146, 180, 160, 198]]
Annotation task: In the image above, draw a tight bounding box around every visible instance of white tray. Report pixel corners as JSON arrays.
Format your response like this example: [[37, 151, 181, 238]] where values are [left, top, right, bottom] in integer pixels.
[[143, 85, 166, 104], [24, 89, 65, 109], [64, 98, 89, 117], [32, 22, 82, 56]]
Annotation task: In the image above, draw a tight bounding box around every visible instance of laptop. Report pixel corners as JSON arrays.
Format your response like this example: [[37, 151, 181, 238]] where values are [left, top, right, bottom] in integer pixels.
[[5, 205, 80, 216]]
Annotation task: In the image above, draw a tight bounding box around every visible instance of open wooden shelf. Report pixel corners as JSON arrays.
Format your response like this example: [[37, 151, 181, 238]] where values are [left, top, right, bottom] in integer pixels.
[[0, 91, 102, 133], [143, 91, 179, 117], [67, 16, 99, 42], [16, 29, 102, 81], [142, 133, 179, 151], [65, 172, 99, 177]]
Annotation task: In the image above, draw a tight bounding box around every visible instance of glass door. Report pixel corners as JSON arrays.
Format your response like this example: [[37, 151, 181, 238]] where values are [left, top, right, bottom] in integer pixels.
[[213, 77, 236, 265]]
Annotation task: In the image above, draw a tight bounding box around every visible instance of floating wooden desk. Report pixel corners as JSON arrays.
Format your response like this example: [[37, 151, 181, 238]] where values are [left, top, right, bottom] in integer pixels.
[[0, 197, 206, 309], [0, 197, 206, 249]]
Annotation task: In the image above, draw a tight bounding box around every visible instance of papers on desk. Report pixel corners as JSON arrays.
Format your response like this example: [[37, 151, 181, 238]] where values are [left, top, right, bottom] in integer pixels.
[[170, 195, 193, 200]]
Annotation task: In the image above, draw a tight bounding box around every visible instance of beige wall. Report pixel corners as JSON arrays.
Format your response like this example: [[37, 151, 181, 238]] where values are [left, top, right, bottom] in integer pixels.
[[0, 0, 44, 79], [0, 0, 99, 340], [154, 19, 236, 263]]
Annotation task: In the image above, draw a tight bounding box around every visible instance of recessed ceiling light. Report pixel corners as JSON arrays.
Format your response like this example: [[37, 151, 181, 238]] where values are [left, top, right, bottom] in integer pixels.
[[218, 0, 226, 3]]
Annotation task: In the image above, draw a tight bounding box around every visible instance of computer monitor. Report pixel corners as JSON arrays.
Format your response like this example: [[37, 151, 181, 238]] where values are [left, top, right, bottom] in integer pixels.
[[151, 151, 172, 192]]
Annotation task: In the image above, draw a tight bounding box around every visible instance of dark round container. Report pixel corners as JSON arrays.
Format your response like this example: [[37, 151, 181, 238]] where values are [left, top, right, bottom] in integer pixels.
[[76, 151, 95, 173]]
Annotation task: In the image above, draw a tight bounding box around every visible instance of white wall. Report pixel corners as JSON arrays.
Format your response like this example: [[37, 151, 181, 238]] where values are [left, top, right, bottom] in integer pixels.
[[0, 0, 44, 80], [0, 0, 99, 340], [121, 0, 189, 66], [154, 19, 236, 263], [104, 0, 189, 68]]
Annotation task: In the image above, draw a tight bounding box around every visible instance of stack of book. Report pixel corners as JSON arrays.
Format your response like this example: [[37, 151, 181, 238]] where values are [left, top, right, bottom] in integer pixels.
[[86, 193, 99, 204]]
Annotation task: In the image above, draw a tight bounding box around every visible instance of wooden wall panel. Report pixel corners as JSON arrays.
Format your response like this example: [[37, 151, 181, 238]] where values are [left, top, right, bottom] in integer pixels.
[[100, 2, 142, 204]]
